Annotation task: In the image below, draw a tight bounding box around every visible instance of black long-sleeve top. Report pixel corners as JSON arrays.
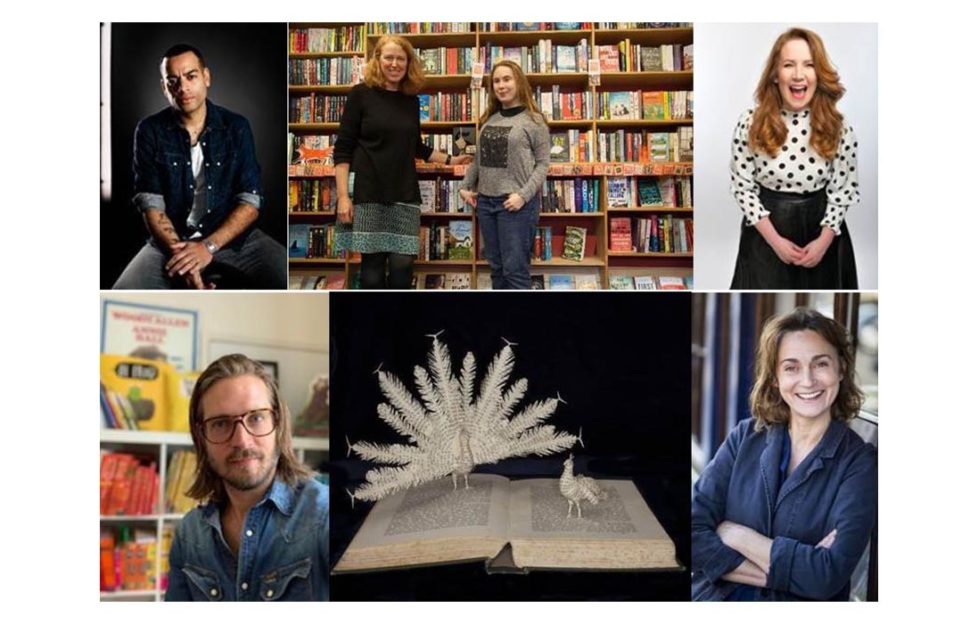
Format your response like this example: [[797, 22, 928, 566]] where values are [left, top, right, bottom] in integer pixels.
[[333, 83, 434, 205]]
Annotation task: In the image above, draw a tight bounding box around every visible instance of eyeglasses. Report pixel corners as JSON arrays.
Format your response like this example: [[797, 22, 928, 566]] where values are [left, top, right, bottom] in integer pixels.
[[199, 408, 277, 444]]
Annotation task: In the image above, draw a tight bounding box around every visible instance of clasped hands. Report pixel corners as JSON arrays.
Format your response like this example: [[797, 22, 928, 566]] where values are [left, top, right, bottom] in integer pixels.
[[768, 227, 835, 268], [166, 241, 215, 290]]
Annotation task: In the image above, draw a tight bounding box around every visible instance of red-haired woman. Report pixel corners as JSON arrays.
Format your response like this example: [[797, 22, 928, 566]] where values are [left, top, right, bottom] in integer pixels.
[[334, 35, 469, 289], [730, 28, 859, 289]]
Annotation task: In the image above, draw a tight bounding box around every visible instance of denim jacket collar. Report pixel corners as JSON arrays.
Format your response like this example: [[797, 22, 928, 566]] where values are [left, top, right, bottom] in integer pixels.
[[200, 478, 296, 530], [760, 419, 847, 517], [164, 99, 227, 134]]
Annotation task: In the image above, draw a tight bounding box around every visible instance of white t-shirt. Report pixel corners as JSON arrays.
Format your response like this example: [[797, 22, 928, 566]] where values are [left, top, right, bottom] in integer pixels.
[[186, 142, 208, 234]]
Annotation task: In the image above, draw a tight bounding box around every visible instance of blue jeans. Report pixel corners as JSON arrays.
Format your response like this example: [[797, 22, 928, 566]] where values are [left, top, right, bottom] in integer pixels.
[[477, 194, 540, 290], [113, 227, 286, 289]]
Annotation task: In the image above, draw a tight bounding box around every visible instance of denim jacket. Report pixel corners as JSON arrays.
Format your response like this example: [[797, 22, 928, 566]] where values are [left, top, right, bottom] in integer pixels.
[[692, 418, 877, 601], [165, 478, 329, 601], [132, 100, 262, 240]]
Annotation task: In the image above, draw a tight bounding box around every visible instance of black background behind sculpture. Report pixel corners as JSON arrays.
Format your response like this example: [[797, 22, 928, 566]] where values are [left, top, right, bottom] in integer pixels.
[[329, 292, 692, 600], [101, 23, 287, 288]]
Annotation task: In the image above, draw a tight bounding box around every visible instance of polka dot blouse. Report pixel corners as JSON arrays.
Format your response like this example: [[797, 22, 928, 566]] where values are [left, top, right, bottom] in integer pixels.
[[730, 108, 859, 235]]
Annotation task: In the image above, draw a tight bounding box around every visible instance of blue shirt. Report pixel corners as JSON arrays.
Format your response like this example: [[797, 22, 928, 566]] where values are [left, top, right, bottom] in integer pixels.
[[692, 418, 877, 601], [132, 100, 263, 241], [165, 478, 329, 601]]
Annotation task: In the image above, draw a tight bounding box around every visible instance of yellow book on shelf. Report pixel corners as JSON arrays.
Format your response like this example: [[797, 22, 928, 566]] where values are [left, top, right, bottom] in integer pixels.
[[100, 354, 171, 431]]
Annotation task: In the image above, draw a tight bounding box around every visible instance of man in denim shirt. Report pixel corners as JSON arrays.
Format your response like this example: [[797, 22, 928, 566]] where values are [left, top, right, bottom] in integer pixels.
[[165, 355, 328, 601], [113, 44, 285, 289]]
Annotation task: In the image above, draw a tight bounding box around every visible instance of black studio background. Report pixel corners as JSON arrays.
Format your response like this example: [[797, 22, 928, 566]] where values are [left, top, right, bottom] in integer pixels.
[[329, 292, 692, 601], [101, 23, 286, 288]]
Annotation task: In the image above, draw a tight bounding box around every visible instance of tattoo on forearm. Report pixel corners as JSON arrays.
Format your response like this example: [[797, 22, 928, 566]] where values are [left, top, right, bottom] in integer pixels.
[[155, 212, 178, 239]]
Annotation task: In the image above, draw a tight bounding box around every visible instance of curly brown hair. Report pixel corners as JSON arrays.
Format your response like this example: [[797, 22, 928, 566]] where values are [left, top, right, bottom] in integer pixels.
[[362, 35, 425, 95], [479, 60, 545, 125], [750, 308, 864, 430], [186, 354, 312, 504], [748, 28, 846, 161]]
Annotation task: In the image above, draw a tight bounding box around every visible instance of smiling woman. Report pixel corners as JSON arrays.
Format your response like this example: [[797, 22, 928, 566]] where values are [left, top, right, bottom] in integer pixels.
[[458, 60, 550, 290], [332, 35, 469, 289], [729, 28, 860, 290], [691, 307, 877, 601]]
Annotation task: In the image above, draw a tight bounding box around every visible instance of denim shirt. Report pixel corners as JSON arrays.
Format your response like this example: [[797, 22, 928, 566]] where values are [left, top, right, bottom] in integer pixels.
[[165, 478, 329, 601], [132, 100, 263, 240], [692, 418, 877, 601]]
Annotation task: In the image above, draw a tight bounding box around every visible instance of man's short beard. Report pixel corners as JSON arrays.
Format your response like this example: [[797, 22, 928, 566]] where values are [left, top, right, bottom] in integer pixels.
[[212, 448, 280, 492]]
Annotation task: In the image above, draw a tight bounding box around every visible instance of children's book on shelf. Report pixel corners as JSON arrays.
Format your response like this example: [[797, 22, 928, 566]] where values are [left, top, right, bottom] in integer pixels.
[[561, 226, 587, 262], [165, 449, 201, 514], [607, 92, 635, 120], [533, 226, 553, 261], [658, 276, 688, 290], [419, 180, 437, 213], [101, 527, 158, 592], [448, 221, 474, 259], [452, 126, 477, 157], [609, 275, 636, 290], [549, 274, 575, 290], [575, 274, 599, 290], [634, 276, 657, 290], [637, 178, 663, 206], [289, 223, 309, 258], [610, 218, 633, 252], [100, 452, 159, 516], [607, 177, 632, 207], [333, 475, 678, 573], [446, 273, 472, 290], [289, 134, 335, 167], [549, 132, 570, 163], [101, 355, 192, 432]]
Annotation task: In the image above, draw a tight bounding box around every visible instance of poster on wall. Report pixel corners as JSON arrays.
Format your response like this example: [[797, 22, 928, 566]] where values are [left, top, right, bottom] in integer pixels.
[[101, 300, 199, 371]]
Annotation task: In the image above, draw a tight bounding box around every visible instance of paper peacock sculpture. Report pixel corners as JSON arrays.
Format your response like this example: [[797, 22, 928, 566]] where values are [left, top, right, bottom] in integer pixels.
[[348, 334, 580, 502]]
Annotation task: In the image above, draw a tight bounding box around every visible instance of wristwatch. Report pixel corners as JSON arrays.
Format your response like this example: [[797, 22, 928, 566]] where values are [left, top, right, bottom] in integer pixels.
[[203, 239, 219, 254]]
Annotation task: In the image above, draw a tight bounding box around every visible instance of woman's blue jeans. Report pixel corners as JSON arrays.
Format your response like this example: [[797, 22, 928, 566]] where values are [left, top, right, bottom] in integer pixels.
[[477, 194, 540, 290]]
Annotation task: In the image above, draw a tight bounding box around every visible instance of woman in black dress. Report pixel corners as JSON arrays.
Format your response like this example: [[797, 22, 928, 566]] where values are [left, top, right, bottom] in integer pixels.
[[334, 35, 470, 289]]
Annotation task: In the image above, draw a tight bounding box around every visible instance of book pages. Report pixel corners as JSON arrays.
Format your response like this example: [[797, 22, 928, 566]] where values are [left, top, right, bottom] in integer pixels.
[[333, 474, 511, 572], [505, 478, 677, 570]]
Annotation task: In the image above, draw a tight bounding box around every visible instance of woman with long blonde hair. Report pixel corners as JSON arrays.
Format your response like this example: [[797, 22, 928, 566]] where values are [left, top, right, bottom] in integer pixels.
[[334, 35, 470, 289], [730, 28, 859, 289], [459, 60, 550, 289]]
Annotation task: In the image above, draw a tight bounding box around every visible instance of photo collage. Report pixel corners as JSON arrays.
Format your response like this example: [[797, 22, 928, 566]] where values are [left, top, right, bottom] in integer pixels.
[[98, 21, 878, 603]]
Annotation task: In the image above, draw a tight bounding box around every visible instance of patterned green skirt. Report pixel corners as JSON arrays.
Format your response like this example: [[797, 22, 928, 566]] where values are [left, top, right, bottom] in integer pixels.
[[334, 202, 420, 256]]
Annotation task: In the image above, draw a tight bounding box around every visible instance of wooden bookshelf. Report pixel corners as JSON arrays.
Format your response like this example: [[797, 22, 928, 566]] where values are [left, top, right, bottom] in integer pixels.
[[288, 22, 694, 290]]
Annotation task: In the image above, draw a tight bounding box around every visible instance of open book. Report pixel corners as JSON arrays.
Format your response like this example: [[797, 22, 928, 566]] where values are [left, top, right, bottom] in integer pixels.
[[333, 474, 678, 574]]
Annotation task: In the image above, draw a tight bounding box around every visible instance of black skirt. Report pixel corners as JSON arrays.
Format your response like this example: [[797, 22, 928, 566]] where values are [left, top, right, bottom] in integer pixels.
[[730, 187, 858, 290]]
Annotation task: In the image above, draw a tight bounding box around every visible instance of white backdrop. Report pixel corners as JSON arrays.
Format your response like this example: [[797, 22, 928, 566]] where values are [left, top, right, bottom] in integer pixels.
[[694, 23, 878, 289]]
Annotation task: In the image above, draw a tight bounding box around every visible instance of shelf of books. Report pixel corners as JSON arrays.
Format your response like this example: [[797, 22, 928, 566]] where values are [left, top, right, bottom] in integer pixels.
[[99, 429, 328, 601], [288, 22, 693, 290]]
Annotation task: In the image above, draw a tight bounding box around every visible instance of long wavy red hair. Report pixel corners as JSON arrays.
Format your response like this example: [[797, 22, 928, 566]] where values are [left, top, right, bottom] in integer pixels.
[[749, 28, 845, 160]]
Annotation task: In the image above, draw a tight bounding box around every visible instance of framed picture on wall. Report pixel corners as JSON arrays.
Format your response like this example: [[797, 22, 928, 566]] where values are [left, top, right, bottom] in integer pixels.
[[101, 300, 199, 371]]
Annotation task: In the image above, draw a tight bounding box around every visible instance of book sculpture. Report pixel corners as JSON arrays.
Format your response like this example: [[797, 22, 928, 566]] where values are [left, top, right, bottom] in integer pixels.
[[560, 454, 607, 518], [348, 334, 579, 502]]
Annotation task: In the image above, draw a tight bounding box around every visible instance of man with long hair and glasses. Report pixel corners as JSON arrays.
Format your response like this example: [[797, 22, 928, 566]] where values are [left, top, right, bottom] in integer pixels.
[[165, 354, 328, 601]]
